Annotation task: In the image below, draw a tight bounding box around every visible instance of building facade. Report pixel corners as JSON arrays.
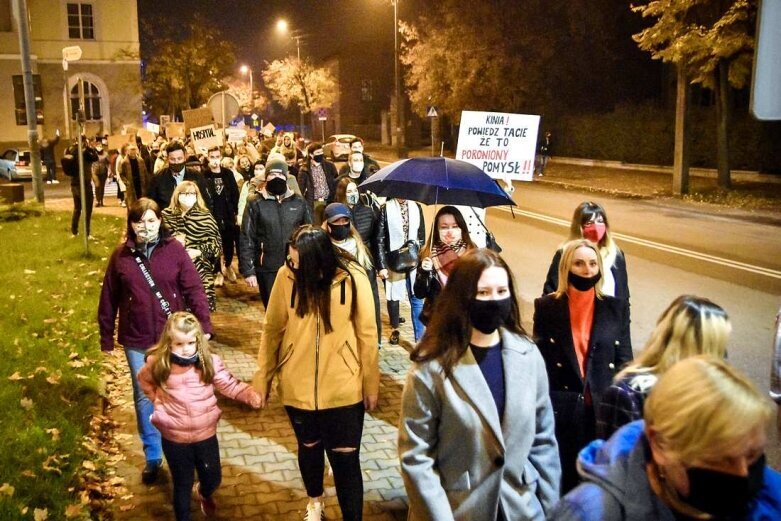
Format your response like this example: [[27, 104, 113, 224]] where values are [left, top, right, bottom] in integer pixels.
[[0, 0, 141, 146]]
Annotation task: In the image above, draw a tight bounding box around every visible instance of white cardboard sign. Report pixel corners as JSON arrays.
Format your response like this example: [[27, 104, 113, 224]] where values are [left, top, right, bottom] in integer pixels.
[[456, 111, 540, 181], [190, 124, 223, 149]]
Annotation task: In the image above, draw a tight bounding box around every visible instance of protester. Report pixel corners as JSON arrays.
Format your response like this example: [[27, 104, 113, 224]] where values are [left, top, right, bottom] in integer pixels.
[[119, 143, 151, 206], [61, 136, 98, 237], [235, 154, 253, 183], [222, 142, 235, 159], [376, 198, 426, 344], [550, 356, 781, 521], [399, 248, 561, 520], [238, 161, 265, 227], [336, 150, 369, 184], [299, 142, 338, 225], [536, 130, 553, 177], [772, 306, 781, 436], [163, 182, 222, 311], [92, 143, 109, 207], [148, 141, 210, 211], [533, 239, 632, 492], [139, 312, 261, 520], [597, 295, 730, 439], [253, 225, 379, 521], [347, 137, 380, 175], [202, 146, 240, 286], [39, 129, 60, 184], [153, 144, 168, 174], [543, 201, 629, 304], [98, 198, 213, 485], [414, 206, 476, 325], [239, 157, 311, 308]]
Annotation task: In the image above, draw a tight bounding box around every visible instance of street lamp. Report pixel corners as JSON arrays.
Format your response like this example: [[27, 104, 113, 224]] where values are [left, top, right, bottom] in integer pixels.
[[240, 64, 253, 107], [277, 19, 306, 138], [392, 0, 407, 158]]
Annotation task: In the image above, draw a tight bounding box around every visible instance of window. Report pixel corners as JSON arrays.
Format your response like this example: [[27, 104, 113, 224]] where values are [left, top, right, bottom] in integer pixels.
[[67, 3, 94, 40], [12, 75, 44, 126], [0, 0, 12, 32], [70, 81, 101, 121]]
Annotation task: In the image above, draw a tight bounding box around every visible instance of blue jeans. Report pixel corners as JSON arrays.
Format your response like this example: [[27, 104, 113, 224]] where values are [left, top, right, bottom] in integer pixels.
[[407, 276, 425, 341], [125, 348, 163, 463]]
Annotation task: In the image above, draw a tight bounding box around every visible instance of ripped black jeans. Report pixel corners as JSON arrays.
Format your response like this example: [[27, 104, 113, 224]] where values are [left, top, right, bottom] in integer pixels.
[[285, 402, 365, 521]]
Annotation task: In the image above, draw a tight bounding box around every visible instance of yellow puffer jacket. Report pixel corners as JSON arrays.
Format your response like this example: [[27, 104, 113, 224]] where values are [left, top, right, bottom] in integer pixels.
[[254, 263, 379, 410]]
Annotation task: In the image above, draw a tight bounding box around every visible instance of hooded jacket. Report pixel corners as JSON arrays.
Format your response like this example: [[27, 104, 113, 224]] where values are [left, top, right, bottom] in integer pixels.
[[550, 421, 781, 521]]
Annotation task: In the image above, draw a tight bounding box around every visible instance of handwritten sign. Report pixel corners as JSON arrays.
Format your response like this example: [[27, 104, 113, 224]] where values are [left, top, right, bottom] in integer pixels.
[[165, 122, 185, 139], [137, 129, 156, 145], [190, 123, 223, 149], [456, 111, 539, 181], [182, 108, 214, 132], [107, 134, 135, 152], [225, 127, 247, 143], [145, 122, 160, 134]]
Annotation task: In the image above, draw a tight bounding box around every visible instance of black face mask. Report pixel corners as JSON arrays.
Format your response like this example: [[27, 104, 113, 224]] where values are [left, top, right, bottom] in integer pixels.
[[569, 272, 601, 291], [266, 177, 287, 195], [469, 297, 512, 334], [328, 223, 350, 241], [312, 154, 324, 163], [685, 454, 765, 518], [170, 352, 199, 366]]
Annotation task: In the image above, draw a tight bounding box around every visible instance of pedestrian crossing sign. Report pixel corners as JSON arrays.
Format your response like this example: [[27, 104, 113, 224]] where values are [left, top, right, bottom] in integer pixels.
[[426, 106, 438, 118]]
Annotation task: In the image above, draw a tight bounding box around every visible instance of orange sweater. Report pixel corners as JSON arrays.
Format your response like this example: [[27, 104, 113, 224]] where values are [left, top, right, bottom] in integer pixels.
[[568, 287, 595, 378]]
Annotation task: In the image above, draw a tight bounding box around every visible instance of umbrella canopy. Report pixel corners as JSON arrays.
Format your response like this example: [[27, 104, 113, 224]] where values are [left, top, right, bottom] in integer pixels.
[[358, 157, 515, 208]]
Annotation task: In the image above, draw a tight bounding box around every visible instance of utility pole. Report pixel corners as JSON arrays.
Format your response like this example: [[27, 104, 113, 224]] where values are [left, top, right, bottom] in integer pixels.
[[12, 0, 44, 203], [76, 77, 89, 254], [393, 0, 407, 159]]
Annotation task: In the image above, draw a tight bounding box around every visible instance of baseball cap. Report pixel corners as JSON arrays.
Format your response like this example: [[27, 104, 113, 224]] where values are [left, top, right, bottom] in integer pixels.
[[323, 203, 352, 223]]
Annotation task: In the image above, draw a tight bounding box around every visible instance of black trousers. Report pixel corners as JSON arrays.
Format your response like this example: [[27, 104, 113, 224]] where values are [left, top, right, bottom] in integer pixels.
[[215, 219, 238, 268], [70, 185, 93, 236], [285, 402, 365, 521], [257, 269, 279, 309], [161, 435, 221, 521]]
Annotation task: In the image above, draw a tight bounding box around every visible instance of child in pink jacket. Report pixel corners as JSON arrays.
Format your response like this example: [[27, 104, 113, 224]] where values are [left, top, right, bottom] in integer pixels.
[[139, 312, 261, 520]]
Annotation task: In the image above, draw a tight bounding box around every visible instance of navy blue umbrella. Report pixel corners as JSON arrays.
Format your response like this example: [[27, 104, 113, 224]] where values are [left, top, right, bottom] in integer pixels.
[[358, 157, 515, 208]]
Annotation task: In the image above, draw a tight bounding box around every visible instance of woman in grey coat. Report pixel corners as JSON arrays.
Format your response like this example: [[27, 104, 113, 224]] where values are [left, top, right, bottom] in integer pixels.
[[399, 249, 560, 521]]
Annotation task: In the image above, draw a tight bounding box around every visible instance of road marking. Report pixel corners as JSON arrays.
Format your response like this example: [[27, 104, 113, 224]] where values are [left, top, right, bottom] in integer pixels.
[[494, 207, 781, 280]]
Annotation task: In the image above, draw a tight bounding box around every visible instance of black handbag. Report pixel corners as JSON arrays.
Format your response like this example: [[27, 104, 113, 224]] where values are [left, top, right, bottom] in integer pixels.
[[387, 240, 420, 273], [471, 209, 502, 253]]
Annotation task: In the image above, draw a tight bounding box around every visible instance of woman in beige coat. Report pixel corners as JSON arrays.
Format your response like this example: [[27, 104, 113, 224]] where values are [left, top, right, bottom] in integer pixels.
[[254, 225, 379, 521]]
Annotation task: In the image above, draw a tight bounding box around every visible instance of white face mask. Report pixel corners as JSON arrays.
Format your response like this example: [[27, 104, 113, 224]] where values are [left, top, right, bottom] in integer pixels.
[[132, 218, 161, 243], [178, 194, 197, 209], [208, 158, 220, 169], [350, 160, 364, 174]]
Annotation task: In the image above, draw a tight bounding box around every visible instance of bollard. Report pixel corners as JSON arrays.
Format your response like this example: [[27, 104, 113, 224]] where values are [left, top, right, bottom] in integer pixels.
[[0, 183, 24, 204]]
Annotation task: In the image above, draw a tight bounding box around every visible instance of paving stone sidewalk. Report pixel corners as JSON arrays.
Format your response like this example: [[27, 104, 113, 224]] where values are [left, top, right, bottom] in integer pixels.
[[109, 264, 417, 520]]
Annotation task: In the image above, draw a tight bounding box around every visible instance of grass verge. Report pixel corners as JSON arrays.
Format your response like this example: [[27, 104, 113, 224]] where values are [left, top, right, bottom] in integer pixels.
[[0, 208, 124, 520]]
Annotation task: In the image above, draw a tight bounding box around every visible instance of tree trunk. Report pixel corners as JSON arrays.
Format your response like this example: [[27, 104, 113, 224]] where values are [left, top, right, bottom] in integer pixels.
[[715, 59, 731, 189], [673, 63, 691, 195]]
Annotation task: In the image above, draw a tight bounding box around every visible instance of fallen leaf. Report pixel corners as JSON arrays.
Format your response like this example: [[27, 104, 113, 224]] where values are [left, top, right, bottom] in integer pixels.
[[33, 508, 48, 520], [0, 483, 14, 496], [20, 470, 36, 478], [20, 398, 33, 410], [64, 504, 83, 518], [81, 460, 96, 471], [7, 372, 23, 381], [45, 428, 60, 441], [24, 269, 36, 275]]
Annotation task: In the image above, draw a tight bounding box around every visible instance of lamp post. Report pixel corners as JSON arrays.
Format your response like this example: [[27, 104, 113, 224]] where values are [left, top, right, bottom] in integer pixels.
[[277, 19, 306, 139], [240, 64, 253, 108], [393, 0, 407, 158]]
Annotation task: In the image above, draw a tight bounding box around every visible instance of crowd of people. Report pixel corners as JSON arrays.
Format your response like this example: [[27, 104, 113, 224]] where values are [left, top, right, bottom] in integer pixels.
[[91, 127, 781, 521]]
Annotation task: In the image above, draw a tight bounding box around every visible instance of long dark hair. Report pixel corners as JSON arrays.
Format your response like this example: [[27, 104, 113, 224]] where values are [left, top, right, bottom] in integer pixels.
[[411, 249, 526, 377], [289, 225, 356, 334], [419, 205, 475, 259]]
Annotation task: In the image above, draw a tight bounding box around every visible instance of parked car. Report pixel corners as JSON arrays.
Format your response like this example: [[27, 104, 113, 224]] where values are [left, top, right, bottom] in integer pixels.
[[322, 134, 356, 161], [0, 148, 33, 181]]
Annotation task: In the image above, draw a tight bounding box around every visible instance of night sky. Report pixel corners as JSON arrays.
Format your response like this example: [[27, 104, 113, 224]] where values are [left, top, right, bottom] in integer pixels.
[[137, 0, 407, 74]]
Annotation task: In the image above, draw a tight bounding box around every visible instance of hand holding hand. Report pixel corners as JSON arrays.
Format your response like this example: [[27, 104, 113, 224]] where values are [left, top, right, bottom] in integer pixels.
[[420, 258, 433, 271], [245, 275, 258, 288], [248, 390, 263, 409]]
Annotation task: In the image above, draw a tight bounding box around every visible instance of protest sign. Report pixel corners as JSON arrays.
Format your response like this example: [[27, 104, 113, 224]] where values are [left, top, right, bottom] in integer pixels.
[[261, 122, 275, 137], [159, 115, 171, 127], [145, 121, 160, 134], [137, 129, 156, 145], [190, 123, 223, 149], [165, 122, 185, 139], [225, 127, 247, 143], [182, 108, 214, 132], [122, 125, 138, 136], [456, 111, 540, 181], [107, 134, 135, 152]]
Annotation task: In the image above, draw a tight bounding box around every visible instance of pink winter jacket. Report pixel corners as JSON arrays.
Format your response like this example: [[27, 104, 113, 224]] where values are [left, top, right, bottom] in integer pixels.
[[138, 354, 255, 444]]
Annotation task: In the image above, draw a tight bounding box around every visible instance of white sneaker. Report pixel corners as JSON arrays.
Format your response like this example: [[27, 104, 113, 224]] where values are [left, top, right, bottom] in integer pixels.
[[214, 273, 224, 287], [304, 499, 324, 521], [224, 266, 237, 283], [120, 201, 126, 208], [51, 180, 60, 184]]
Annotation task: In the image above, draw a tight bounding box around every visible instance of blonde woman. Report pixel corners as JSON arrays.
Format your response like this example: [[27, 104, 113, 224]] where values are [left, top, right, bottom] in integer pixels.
[[533, 239, 632, 492], [543, 201, 629, 302], [597, 296, 730, 439], [162, 181, 222, 310], [551, 356, 781, 520]]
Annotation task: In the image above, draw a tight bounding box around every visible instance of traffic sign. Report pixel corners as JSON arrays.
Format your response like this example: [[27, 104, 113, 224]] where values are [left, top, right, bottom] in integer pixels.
[[427, 106, 438, 118], [318, 116, 327, 121]]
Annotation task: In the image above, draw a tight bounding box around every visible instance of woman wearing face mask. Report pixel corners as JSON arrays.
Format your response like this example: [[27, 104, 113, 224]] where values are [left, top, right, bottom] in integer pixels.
[[98, 197, 213, 486], [399, 249, 561, 521], [414, 206, 476, 326], [254, 225, 379, 521], [534, 239, 632, 493], [551, 356, 781, 521], [543, 201, 629, 305], [163, 182, 222, 311], [597, 295, 730, 440], [238, 161, 266, 230], [235, 155, 254, 183], [323, 202, 382, 346]]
